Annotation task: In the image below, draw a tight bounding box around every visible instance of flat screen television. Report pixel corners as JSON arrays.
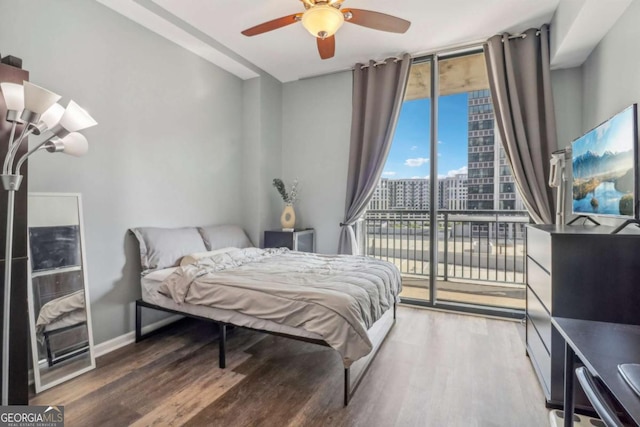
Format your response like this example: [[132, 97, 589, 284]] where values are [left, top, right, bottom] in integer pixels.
[[571, 104, 638, 220]]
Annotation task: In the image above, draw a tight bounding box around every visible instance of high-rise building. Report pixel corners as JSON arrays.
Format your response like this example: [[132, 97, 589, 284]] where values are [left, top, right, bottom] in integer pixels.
[[369, 178, 389, 210], [441, 173, 468, 210], [388, 179, 430, 210], [467, 89, 496, 210], [466, 90, 523, 210], [369, 175, 468, 212], [437, 179, 447, 210]]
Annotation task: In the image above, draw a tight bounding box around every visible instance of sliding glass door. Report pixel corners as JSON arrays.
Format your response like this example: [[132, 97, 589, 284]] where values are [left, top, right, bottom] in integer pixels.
[[366, 58, 433, 302], [366, 49, 528, 316], [435, 53, 527, 312]]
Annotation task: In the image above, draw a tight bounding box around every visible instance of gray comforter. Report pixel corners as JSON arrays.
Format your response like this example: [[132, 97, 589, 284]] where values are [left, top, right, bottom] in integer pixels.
[[158, 248, 401, 366]]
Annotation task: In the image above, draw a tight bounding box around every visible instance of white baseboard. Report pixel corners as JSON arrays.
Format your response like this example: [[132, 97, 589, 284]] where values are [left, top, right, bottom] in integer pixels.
[[29, 315, 183, 386], [94, 314, 183, 358]]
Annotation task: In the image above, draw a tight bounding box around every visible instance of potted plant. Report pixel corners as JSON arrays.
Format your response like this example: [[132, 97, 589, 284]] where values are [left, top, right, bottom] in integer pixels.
[[273, 178, 298, 230]]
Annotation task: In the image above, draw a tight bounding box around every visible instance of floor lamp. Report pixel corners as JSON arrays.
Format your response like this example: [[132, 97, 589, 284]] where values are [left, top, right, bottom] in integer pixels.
[[0, 81, 97, 405]]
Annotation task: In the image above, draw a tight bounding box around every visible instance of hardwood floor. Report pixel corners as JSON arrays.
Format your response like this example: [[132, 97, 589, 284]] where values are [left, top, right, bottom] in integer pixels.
[[30, 306, 549, 426]]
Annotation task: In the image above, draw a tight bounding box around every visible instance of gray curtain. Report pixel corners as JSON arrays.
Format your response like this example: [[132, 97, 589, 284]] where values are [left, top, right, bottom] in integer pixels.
[[338, 53, 411, 255], [484, 25, 557, 224]]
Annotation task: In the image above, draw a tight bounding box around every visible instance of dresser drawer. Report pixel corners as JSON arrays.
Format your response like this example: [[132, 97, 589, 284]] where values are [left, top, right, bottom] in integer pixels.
[[526, 226, 551, 272], [526, 316, 551, 399], [527, 287, 551, 352], [527, 257, 551, 311]]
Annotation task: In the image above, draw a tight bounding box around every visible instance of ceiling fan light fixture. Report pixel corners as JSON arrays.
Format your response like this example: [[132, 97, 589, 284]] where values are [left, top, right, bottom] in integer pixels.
[[301, 4, 344, 39]]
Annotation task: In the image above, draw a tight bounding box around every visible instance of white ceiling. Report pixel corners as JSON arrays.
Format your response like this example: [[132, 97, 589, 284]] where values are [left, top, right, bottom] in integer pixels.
[[149, 0, 560, 82], [99, 0, 629, 83]]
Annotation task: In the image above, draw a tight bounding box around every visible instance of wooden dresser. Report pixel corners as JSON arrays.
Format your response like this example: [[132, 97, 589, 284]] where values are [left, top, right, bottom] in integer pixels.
[[526, 224, 640, 408]]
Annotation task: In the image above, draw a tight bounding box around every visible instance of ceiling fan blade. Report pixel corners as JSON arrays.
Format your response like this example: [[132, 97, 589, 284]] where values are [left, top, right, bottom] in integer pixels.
[[241, 14, 302, 36], [343, 9, 411, 33], [317, 36, 335, 60]]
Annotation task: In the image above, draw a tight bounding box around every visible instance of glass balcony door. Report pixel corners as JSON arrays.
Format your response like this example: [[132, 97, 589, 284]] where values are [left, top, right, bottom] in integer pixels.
[[435, 52, 526, 312], [366, 49, 528, 317], [367, 58, 433, 302]]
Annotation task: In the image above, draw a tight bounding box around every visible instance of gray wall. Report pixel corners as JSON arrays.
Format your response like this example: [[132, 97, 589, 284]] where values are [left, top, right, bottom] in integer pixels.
[[551, 67, 583, 149], [281, 72, 353, 254], [242, 74, 283, 247], [551, 67, 583, 224], [0, 1, 252, 344], [546, 3, 640, 228], [582, 0, 640, 129]]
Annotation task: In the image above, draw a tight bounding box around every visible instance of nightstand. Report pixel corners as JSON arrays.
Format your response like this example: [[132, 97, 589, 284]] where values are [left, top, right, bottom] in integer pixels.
[[264, 229, 315, 253]]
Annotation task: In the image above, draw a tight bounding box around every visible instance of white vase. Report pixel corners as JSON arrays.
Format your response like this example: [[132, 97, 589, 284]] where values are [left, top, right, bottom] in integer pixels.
[[280, 204, 296, 229]]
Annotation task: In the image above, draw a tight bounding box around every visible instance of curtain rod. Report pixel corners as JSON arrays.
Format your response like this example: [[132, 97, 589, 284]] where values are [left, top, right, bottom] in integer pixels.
[[297, 26, 547, 80], [299, 38, 486, 80], [506, 25, 548, 39], [505, 30, 542, 40], [359, 57, 401, 69]]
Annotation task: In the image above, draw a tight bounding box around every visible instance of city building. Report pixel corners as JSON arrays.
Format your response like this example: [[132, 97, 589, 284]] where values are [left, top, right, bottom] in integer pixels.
[[388, 179, 430, 210], [368, 178, 389, 210], [442, 173, 468, 210], [369, 174, 468, 212], [367, 90, 529, 214], [466, 89, 524, 210]]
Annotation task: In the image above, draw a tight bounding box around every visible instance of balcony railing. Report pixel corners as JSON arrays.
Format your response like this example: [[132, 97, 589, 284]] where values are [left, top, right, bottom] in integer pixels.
[[364, 209, 530, 285]]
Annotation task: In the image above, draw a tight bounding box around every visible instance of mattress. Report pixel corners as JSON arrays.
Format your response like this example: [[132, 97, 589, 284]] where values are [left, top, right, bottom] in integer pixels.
[[141, 267, 323, 340], [44, 309, 86, 333], [155, 248, 401, 365], [36, 290, 86, 335]]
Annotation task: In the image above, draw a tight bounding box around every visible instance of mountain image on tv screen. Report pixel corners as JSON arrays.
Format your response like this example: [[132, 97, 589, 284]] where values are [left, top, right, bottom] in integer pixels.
[[572, 106, 636, 217]]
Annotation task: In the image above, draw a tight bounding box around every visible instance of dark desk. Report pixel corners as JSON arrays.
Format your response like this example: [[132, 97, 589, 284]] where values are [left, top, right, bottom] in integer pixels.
[[552, 317, 640, 426]]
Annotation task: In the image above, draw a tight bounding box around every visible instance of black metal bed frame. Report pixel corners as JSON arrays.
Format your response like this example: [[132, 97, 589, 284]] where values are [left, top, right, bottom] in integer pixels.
[[43, 321, 90, 367], [135, 299, 396, 406]]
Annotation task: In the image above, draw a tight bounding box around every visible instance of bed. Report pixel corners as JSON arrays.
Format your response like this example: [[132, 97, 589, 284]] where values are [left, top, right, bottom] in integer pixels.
[[35, 290, 89, 366], [131, 225, 401, 405]]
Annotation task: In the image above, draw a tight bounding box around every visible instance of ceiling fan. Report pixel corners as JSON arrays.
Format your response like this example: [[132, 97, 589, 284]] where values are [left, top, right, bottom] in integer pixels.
[[241, 0, 411, 60]]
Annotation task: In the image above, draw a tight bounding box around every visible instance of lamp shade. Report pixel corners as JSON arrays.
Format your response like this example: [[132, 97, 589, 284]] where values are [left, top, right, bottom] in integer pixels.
[[0, 82, 24, 111], [302, 4, 344, 38], [23, 81, 61, 114], [59, 132, 88, 157], [39, 103, 65, 129], [59, 100, 97, 132]]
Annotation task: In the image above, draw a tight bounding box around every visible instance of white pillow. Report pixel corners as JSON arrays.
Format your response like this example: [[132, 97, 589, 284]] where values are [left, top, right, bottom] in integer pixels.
[[130, 227, 207, 272], [197, 225, 253, 251], [179, 247, 237, 266]]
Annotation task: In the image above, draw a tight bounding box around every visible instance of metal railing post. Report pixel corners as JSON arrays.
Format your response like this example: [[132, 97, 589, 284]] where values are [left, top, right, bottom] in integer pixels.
[[363, 209, 529, 286], [443, 212, 449, 282]]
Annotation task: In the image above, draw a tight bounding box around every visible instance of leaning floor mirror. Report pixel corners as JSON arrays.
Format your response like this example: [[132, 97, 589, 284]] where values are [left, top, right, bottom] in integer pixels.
[[27, 193, 95, 393]]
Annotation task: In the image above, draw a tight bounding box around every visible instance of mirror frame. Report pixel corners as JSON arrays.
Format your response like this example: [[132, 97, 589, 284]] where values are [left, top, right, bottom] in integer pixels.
[[27, 192, 96, 393]]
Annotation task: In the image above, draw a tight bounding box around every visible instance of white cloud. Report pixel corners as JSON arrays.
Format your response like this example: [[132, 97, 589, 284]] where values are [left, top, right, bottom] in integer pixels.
[[438, 167, 468, 179], [382, 171, 396, 176], [445, 166, 468, 177], [438, 140, 443, 144], [404, 157, 429, 167]]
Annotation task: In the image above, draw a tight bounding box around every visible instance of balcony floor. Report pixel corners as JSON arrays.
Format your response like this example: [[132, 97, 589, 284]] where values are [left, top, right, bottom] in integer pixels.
[[400, 275, 525, 310]]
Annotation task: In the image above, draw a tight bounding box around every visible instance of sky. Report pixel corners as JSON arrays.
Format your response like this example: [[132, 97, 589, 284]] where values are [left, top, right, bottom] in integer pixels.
[[571, 105, 635, 157], [382, 93, 469, 180]]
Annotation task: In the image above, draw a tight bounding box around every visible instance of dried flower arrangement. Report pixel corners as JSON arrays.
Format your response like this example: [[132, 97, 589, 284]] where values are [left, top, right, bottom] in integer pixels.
[[272, 178, 298, 205]]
